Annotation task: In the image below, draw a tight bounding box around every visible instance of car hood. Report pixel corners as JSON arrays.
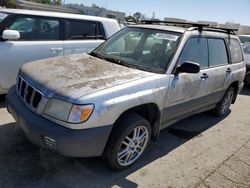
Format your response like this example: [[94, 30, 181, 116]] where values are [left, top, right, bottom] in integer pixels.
[[20, 53, 154, 102]]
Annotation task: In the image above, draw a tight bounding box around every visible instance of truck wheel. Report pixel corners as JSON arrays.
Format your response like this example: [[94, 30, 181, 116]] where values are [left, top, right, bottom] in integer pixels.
[[105, 113, 151, 170], [214, 87, 235, 117]]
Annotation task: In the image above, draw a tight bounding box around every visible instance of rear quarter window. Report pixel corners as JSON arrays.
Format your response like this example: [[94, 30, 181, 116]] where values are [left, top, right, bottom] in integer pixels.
[[227, 38, 244, 63]]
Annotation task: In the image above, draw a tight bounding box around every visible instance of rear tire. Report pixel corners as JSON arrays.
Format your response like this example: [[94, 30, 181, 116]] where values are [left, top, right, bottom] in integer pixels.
[[104, 113, 151, 170], [214, 87, 235, 117]]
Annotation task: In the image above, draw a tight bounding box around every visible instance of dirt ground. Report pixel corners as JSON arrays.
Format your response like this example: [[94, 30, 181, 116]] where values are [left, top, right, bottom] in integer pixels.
[[0, 88, 249, 188]]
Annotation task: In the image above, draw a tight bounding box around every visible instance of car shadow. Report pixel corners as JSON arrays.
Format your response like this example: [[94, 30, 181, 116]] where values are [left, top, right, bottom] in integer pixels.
[[0, 94, 6, 108], [240, 86, 250, 96], [0, 111, 230, 188]]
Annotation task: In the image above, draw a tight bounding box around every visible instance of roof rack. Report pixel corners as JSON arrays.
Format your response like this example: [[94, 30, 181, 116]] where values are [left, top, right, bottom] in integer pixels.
[[140, 20, 237, 35]]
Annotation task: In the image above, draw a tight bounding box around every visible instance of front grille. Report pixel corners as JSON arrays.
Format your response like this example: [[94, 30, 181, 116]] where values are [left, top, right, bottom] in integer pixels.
[[41, 135, 57, 151], [17, 76, 43, 110]]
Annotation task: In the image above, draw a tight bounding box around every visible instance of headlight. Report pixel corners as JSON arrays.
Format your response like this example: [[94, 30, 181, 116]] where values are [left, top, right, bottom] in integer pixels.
[[44, 99, 94, 123]]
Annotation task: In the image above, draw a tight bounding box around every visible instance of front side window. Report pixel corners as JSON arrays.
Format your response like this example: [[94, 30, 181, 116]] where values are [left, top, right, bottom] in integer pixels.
[[65, 20, 104, 40], [0, 12, 9, 24], [208, 38, 228, 67], [227, 38, 243, 63], [178, 38, 208, 68], [8, 16, 60, 41], [92, 27, 182, 73]]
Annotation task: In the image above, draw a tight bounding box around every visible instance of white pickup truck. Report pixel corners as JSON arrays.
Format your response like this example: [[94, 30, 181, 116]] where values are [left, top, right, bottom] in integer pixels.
[[0, 9, 120, 94]]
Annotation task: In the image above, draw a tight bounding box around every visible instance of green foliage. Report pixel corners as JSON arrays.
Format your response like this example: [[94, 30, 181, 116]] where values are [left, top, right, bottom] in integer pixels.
[[0, 0, 16, 8], [31, 0, 51, 4], [41, 0, 51, 4]]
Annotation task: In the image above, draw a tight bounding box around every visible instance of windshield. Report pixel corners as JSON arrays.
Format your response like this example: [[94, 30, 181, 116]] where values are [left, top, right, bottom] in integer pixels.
[[0, 12, 8, 24], [92, 27, 182, 73]]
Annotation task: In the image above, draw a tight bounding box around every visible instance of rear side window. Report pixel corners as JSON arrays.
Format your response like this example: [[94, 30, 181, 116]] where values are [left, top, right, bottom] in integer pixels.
[[8, 16, 60, 41], [179, 37, 208, 68], [228, 39, 243, 63], [65, 19, 104, 40], [208, 38, 228, 66]]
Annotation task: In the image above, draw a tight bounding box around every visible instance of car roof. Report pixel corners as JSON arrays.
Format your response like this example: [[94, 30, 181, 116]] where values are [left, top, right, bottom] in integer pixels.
[[0, 9, 118, 23]]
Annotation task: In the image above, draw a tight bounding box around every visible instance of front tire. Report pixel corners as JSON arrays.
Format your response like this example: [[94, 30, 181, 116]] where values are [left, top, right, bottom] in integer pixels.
[[105, 113, 151, 170], [214, 87, 235, 117]]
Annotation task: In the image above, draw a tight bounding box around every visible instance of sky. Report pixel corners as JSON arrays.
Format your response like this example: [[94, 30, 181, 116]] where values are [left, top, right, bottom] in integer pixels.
[[66, 0, 250, 25]]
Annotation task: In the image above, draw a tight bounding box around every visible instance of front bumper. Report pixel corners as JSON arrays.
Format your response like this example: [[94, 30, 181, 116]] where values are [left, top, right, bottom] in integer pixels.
[[6, 86, 113, 157]]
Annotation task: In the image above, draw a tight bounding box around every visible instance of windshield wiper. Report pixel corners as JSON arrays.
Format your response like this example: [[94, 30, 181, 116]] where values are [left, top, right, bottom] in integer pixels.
[[90, 52, 156, 72], [90, 52, 130, 67], [89, 51, 105, 60]]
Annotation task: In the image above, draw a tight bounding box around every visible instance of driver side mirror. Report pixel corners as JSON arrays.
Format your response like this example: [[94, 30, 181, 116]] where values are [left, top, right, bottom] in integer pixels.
[[176, 61, 200, 74], [2, 30, 20, 40]]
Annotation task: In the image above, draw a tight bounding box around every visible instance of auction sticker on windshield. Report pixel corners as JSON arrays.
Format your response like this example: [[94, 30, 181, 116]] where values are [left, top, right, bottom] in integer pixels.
[[154, 33, 179, 41]]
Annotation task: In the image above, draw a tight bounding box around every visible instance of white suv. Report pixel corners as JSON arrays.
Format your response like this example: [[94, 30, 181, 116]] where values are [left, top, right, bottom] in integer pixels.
[[0, 9, 120, 94]]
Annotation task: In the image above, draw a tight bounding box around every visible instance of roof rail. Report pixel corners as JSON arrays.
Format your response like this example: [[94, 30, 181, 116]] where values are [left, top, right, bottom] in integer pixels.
[[207, 26, 238, 34], [140, 20, 209, 32], [140, 20, 237, 34]]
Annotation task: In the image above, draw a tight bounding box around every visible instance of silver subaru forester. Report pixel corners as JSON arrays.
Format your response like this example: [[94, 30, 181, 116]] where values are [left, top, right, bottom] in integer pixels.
[[6, 21, 246, 170]]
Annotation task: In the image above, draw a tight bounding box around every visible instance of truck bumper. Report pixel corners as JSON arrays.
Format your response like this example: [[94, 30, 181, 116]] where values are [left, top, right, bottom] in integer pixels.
[[6, 86, 113, 157]]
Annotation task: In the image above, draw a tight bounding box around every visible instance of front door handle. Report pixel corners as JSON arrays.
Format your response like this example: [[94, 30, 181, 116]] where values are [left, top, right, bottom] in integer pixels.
[[226, 68, 232, 73], [201, 73, 209, 79], [50, 47, 63, 53]]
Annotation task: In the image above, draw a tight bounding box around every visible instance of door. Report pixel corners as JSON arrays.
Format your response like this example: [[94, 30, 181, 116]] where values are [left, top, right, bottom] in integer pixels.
[[0, 15, 63, 91], [203, 38, 231, 106], [162, 37, 210, 123], [63, 19, 105, 55]]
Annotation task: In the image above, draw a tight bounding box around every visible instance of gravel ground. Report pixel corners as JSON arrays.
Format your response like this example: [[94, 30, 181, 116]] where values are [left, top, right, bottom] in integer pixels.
[[0, 88, 249, 188]]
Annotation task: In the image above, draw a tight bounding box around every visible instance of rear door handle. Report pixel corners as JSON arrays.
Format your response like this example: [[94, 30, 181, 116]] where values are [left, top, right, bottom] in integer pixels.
[[201, 73, 209, 79], [226, 68, 232, 73], [50, 47, 63, 52]]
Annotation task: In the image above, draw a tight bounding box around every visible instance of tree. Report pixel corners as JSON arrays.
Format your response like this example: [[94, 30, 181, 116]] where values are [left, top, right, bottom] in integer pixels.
[[41, 0, 51, 4], [125, 15, 137, 23], [0, 0, 16, 8], [52, 0, 62, 6], [133, 12, 142, 20]]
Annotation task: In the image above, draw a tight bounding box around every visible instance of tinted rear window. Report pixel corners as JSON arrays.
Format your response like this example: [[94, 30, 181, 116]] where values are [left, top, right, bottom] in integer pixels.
[[65, 19, 104, 40]]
